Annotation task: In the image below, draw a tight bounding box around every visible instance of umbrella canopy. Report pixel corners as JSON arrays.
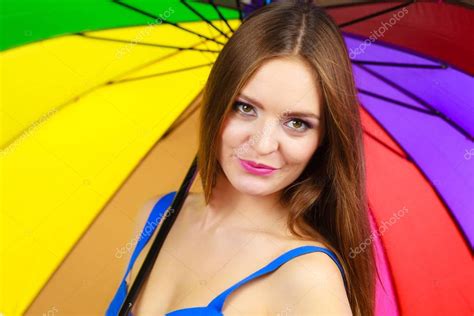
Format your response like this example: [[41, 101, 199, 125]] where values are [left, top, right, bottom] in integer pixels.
[[1, 1, 472, 315]]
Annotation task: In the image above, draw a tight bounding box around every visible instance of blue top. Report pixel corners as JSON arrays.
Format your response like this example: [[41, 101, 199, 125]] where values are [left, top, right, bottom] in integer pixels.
[[106, 191, 347, 315]]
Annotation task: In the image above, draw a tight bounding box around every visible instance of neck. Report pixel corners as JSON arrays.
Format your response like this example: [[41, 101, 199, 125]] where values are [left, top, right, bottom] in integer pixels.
[[198, 172, 290, 236]]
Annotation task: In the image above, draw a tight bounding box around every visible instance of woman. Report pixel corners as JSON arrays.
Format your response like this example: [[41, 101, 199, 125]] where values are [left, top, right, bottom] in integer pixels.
[[108, 0, 376, 315]]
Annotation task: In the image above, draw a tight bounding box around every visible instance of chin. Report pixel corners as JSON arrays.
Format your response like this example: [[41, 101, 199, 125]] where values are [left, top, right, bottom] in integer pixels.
[[236, 184, 271, 196], [227, 173, 277, 196]]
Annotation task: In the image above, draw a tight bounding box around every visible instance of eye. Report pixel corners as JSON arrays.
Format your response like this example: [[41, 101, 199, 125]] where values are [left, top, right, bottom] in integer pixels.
[[285, 119, 312, 132], [232, 100, 313, 133], [233, 101, 256, 116]]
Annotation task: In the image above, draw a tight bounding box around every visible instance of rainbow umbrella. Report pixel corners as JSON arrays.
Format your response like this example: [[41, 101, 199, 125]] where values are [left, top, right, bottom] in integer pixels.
[[0, 1, 472, 315]]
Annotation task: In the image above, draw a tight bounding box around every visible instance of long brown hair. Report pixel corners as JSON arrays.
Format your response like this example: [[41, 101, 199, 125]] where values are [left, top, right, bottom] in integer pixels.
[[197, 1, 376, 315]]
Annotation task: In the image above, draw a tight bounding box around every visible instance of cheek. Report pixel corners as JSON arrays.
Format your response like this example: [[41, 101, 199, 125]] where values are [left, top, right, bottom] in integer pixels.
[[281, 135, 319, 166], [220, 117, 250, 150]]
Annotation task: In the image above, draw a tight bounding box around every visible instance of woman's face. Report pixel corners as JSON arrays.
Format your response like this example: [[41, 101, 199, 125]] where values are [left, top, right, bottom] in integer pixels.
[[218, 57, 323, 196]]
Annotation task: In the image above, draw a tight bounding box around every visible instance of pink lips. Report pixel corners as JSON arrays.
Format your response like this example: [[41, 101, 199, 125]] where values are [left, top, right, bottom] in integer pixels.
[[238, 158, 278, 176]]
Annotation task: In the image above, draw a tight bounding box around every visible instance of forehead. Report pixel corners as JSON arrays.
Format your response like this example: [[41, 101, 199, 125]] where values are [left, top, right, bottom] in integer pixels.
[[240, 57, 321, 115]]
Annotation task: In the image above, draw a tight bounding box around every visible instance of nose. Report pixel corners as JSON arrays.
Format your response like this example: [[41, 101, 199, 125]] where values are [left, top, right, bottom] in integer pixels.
[[250, 118, 279, 155]]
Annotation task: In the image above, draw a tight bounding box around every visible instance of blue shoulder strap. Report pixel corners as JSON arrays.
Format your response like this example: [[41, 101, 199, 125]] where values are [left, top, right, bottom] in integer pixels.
[[207, 245, 347, 312], [106, 191, 177, 316]]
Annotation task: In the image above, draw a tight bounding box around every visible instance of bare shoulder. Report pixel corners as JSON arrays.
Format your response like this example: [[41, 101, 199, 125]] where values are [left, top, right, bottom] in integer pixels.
[[127, 192, 176, 283], [185, 191, 202, 206], [187, 191, 204, 206], [138, 191, 201, 226], [269, 240, 352, 315], [182, 191, 206, 217]]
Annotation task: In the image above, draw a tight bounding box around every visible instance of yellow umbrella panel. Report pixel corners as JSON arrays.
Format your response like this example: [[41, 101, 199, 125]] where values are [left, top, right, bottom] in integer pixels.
[[1, 19, 240, 315]]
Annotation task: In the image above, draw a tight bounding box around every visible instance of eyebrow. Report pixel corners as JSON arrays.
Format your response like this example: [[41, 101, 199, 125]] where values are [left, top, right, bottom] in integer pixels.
[[238, 93, 320, 121]]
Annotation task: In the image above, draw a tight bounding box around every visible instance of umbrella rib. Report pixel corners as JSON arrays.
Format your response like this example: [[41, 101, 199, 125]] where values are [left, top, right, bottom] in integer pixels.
[[181, 0, 230, 39], [75, 33, 221, 53], [236, 0, 244, 22], [363, 128, 410, 161], [362, 106, 474, 253], [161, 95, 202, 141], [338, 0, 414, 28], [108, 62, 215, 85], [112, 0, 226, 46], [366, 207, 403, 316], [209, 0, 235, 33], [356, 63, 474, 141], [112, 28, 231, 84], [357, 89, 438, 116], [0, 30, 228, 152], [352, 60, 447, 70], [445, 0, 474, 9]]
